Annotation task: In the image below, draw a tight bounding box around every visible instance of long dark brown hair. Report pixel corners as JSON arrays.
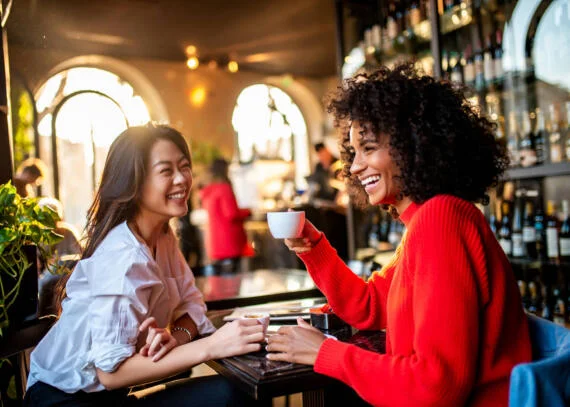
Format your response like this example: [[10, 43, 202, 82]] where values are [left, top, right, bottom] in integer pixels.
[[82, 124, 191, 258], [56, 124, 190, 311]]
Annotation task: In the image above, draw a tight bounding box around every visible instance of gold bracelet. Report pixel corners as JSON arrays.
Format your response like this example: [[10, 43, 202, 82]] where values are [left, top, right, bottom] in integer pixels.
[[172, 326, 193, 343]]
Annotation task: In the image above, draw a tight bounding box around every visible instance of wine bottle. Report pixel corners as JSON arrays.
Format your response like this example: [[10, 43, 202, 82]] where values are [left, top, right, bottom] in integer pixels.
[[519, 110, 537, 167], [494, 30, 504, 87], [523, 201, 537, 259], [507, 111, 520, 167], [541, 283, 553, 321], [527, 281, 541, 315], [474, 39, 485, 92], [511, 200, 524, 258], [483, 35, 495, 87], [549, 104, 563, 163], [518, 280, 530, 311], [535, 203, 547, 261], [534, 108, 548, 165], [553, 288, 566, 326], [448, 51, 462, 84], [559, 199, 570, 261], [409, 0, 422, 26], [498, 201, 512, 256], [442, 50, 450, 81], [546, 200, 560, 261], [463, 44, 475, 88]]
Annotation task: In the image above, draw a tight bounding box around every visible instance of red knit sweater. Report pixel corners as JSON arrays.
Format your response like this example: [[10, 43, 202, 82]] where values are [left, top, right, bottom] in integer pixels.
[[299, 195, 531, 406]]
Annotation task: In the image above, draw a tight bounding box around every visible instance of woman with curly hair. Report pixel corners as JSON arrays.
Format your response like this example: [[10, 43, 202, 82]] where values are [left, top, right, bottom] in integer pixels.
[[266, 64, 531, 406]]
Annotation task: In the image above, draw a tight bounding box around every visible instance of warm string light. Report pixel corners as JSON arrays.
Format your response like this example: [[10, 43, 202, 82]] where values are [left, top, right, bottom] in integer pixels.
[[184, 44, 239, 73], [228, 60, 239, 73]]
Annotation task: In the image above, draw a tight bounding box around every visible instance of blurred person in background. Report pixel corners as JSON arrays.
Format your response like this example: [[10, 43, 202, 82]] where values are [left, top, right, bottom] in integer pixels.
[[306, 142, 342, 203], [198, 158, 253, 273], [266, 64, 531, 406], [14, 157, 48, 198]]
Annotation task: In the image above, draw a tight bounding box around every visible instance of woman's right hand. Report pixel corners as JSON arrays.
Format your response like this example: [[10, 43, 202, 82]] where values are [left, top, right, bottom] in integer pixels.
[[205, 319, 264, 359], [284, 219, 323, 254]]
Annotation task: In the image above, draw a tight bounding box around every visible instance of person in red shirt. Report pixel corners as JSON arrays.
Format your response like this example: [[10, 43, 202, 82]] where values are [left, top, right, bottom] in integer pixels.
[[266, 63, 532, 406], [199, 158, 252, 272]]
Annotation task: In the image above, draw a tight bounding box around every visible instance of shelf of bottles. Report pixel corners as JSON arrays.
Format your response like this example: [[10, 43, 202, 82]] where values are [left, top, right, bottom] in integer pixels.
[[347, 0, 570, 179], [346, 0, 570, 325], [487, 180, 570, 327]]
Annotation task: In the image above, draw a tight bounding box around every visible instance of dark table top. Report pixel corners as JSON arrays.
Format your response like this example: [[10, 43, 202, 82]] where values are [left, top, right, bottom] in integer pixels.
[[195, 269, 322, 310], [206, 328, 386, 400]]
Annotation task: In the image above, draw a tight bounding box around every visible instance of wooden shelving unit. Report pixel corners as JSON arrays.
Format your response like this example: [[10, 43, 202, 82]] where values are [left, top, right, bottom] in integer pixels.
[[505, 162, 570, 180]]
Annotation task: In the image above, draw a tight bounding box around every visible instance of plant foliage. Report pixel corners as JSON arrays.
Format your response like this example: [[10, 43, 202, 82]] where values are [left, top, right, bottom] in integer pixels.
[[0, 181, 63, 336]]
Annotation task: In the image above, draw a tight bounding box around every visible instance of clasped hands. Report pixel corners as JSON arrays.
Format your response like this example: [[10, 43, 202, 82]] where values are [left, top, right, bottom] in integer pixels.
[[138, 316, 268, 362]]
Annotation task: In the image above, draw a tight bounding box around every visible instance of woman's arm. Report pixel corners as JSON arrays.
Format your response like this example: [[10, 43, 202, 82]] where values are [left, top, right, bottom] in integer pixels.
[[274, 210, 483, 406], [97, 319, 263, 390], [287, 219, 392, 330], [171, 313, 199, 345]]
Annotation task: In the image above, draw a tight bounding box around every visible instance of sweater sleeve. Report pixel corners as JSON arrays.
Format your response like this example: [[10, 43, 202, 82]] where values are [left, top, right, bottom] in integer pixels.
[[298, 236, 392, 330], [314, 205, 483, 406]]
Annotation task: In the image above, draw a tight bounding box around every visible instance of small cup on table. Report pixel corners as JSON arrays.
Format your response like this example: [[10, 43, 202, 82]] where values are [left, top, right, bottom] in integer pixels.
[[240, 312, 270, 341]]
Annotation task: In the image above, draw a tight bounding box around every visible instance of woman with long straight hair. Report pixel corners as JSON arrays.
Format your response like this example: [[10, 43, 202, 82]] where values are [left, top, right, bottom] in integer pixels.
[[25, 124, 265, 406]]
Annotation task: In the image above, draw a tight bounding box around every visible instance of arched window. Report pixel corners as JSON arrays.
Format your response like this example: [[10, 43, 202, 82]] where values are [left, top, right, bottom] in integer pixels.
[[35, 67, 151, 232], [232, 84, 309, 188]]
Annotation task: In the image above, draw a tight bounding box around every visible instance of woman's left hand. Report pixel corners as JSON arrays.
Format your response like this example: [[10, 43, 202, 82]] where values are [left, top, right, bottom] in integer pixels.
[[265, 317, 327, 365], [138, 317, 178, 362]]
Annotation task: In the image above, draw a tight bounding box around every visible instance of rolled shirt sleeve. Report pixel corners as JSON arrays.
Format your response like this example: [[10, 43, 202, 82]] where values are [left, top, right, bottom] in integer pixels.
[[84, 259, 162, 373]]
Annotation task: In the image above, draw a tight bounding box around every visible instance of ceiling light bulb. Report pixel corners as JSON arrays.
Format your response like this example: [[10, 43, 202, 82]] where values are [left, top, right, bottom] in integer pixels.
[[228, 61, 239, 73], [185, 45, 197, 56], [187, 56, 199, 70]]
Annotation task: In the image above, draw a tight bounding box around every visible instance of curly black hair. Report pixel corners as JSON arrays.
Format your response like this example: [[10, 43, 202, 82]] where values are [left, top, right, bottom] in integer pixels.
[[327, 63, 509, 210]]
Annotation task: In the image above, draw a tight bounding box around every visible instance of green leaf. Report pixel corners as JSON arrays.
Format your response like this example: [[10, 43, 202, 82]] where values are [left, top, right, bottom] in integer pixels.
[[0, 181, 68, 334]]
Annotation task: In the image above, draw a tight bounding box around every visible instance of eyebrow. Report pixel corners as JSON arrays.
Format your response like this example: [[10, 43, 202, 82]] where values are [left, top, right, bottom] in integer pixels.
[[356, 131, 378, 145], [152, 157, 190, 168]]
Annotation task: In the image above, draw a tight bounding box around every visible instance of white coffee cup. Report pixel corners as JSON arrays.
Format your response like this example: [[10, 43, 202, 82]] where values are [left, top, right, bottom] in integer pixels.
[[240, 312, 270, 337], [267, 211, 305, 239]]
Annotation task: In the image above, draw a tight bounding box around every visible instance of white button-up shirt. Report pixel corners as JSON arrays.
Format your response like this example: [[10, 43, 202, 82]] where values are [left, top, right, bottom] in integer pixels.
[[27, 222, 215, 393]]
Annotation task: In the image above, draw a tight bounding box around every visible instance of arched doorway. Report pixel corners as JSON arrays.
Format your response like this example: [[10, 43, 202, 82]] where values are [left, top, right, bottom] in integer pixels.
[[35, 66, 152, 232], [231, 83, 310, 194]]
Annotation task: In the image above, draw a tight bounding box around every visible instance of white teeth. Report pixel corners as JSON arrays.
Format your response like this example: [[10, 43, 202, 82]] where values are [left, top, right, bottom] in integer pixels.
[[168, 192, 185, 199], [361, 176, 381, 186]]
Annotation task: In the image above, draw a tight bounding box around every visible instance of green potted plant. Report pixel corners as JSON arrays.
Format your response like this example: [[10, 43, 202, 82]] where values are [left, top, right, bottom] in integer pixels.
[[0, 181, 62, 336]]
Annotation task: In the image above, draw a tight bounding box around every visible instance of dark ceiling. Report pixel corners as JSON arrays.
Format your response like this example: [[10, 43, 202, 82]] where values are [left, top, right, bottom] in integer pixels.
[[7, 0, 340, 78]]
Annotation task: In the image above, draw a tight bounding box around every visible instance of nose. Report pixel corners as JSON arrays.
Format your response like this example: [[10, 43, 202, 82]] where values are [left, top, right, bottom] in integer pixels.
[[173, 168, 190, 187], [350, 151, 365, 176]]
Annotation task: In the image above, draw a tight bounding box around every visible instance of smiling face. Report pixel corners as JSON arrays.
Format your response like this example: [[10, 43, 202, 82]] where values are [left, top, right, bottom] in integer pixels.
[[137, 139, 192, 225], [349, 121, 402, 208]]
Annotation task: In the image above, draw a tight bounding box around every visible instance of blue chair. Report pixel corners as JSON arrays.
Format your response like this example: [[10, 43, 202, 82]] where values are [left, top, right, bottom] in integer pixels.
[[509, 313, 570, 407]]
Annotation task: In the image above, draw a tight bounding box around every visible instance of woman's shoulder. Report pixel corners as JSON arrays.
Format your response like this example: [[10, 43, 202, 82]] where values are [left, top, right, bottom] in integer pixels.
[[421, 195, 482, 218], [89, 222, 150, 264], [411, 195, 486, 233]]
